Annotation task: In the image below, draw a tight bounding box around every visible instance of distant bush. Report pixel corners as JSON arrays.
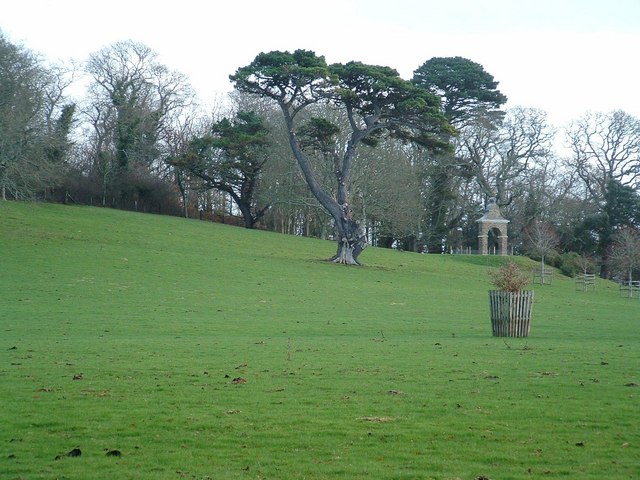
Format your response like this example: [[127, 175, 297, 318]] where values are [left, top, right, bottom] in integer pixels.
[[526, 250, 561, 268], [56, 167, 183, 216], [559, 252, 596, 277], [559, 252, 581, 277]]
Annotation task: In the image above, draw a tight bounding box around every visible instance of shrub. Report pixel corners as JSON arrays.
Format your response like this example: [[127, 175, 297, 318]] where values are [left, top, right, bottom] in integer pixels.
[[559, 252, 580, 277], [559, 252, 596, 277], [526, 250, 561, 268], [489, 262, 530, 292]]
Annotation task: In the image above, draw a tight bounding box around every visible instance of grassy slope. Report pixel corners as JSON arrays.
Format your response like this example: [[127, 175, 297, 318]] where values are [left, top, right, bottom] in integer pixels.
[[0, 202, 638, 480]]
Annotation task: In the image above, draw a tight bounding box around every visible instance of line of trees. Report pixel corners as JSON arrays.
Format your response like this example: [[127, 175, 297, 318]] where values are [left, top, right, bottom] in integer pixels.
[[2, 32, 639, 275]]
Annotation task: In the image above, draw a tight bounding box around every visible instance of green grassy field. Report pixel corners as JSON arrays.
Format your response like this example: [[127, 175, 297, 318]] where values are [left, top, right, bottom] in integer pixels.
[[1, 201, 638, 480]]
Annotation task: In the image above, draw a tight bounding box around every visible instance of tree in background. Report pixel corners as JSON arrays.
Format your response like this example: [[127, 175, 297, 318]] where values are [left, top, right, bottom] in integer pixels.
[[412, 56, 507, 128], [568, 110, 640, 194], [0, 32, 74, 200], [226, 91, 325, 236], [457, 107, 554, 205], [510, 155, 576, 242], [418, 153, 473, 253], [160, 110, 207, 218], [567, 110, 640, 276], [608, 226, 640, 291], [171, 111, 270, 228], [352, 139, 423, 249], [84, 40, 193, 209], [571, 179, 640, 276], [231, 50, 452, 264], [41, 64, 78, 200], [523, 219, 560, 284], [412, 56, 507, 252]]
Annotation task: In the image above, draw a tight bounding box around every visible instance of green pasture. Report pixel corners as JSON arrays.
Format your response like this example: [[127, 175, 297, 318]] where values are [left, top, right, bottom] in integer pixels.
[[1, 202, 638, 479]]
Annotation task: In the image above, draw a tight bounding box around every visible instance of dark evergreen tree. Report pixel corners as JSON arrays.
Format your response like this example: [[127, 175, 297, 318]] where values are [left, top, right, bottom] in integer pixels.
[[171, 111, 270, 228], [412, 56, 507, 127]]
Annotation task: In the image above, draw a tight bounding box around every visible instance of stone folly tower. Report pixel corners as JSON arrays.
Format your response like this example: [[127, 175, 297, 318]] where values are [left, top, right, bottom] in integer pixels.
[[477, 197, 509, 255]]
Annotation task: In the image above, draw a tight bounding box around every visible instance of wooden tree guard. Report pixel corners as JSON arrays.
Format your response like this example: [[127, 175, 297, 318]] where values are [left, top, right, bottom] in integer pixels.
[[575, 273, 596, 291], [489, 291, 534, 337]]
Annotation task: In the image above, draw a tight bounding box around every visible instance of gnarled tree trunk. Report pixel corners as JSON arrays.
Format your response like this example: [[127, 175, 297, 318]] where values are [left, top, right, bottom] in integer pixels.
[[286, 118, 368, 265], [331, 216, 367, 265]]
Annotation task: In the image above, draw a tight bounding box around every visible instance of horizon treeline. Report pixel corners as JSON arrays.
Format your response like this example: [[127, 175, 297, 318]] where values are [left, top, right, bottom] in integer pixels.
[[1, 33, 639, 277]]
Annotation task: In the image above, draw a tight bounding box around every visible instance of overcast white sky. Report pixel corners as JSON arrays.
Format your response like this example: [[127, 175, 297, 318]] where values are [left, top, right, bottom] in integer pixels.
[[3, 0, 640, 127]]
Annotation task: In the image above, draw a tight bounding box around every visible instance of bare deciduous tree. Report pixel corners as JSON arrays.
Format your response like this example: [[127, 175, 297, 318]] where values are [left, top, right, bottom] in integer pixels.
[[0, 32, 74, 200], [524, 219, 560, 284], [83, 40, 193, 208], [567, 110, 640, 195], [608, 227, 640, 292], [566, 110, 640, 276], [456, 107, 555, 205]]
